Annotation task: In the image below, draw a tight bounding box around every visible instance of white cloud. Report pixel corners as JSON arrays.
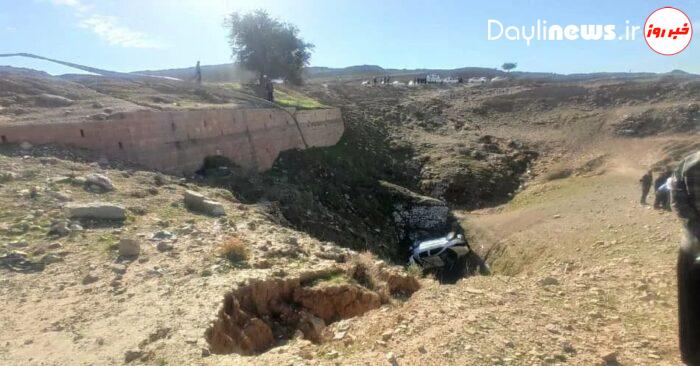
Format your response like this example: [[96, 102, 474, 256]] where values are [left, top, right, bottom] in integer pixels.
[[48, 0, 165, 49], [49, 0, 89, 13], [79, 15, 164, 49]]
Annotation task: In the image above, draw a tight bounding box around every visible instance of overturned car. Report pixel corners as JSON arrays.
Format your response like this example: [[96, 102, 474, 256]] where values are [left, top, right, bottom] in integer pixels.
[[409, 232, 489, 281]]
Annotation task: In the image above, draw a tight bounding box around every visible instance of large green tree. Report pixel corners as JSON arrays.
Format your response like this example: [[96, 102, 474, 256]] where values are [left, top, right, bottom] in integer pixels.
[[502, 62, 517, 73], [225, 10, 314, 85]]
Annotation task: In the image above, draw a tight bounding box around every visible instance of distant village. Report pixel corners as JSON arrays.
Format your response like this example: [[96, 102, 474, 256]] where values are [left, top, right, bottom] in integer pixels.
[[361, 74, 507, 86]]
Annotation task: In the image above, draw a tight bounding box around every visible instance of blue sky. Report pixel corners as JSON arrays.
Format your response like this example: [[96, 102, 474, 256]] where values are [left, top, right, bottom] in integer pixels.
[[0, 0, 697, 75]]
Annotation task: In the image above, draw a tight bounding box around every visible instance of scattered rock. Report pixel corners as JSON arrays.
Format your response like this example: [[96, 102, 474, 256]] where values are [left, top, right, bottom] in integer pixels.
[[48, 191, 72, 202], [298, 311, 326, 343], [184, 190, 225, 216], [82, 272, 99, 285], [118, 238, 140, 257], [84, 173, 114, 191], [49, 219, 71, 236], [157, 242, 173, 252], [20, 141, 33, 150], [381, 331, 392, 341], [124, 350, 143, 363], [66, 202, 125, 220], [111, 264, 127, 275], [538, 276, 560, 286], [89, 113, 109, 120], [600, 350, 618, 364], [152, 230, 175, 240], [560, 341, 576, 354]]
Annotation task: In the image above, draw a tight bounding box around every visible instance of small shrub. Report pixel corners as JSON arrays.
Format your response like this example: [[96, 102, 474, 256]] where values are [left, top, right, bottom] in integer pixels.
[[216, 237, 250, 263], [406, 262, 423, 278]]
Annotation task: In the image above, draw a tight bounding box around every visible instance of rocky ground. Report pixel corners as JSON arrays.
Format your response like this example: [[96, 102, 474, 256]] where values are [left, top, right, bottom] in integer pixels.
[[0, 144, 420, 365], [0, 72, 698, 365]]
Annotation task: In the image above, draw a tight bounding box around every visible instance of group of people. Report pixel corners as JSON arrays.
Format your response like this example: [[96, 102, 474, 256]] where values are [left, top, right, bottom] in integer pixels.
[[640, 169, 674, 210], [192, 61, 274, 102], [641, 151, 700, 365]]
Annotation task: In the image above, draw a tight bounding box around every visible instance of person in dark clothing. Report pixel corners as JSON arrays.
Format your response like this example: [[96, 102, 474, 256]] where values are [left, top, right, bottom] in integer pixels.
[[672, 151, 700, 365], [656, 170, 672, 190], [654, 170, 673, 209], [194, 61, 202, 85], [640, 170, 653, 204], [265, 78, 274, 102]]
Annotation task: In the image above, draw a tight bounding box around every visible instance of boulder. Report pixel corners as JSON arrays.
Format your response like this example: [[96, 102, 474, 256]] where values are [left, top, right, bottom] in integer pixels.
[[184, 190, 225, 216], [49, 219, 71, 236], [85, 173, 115, 191], [66, 202, 126, 220], [118, 238, 140, 257], [298, 311, 326, 343]]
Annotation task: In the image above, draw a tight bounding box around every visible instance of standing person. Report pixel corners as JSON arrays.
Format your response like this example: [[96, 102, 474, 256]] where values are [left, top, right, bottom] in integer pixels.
[[640, 170, 653, 204], [195, 61, 202, 85], [654, 170, 673, 209], [656, 169, 672, 191], [265, 78, 274, 102], [655, 180, 671, 210], [672, 151, 700, 365]]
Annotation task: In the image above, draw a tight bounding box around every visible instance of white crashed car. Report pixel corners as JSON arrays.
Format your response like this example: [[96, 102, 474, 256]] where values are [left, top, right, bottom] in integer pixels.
[[408, 232, 471, 270]]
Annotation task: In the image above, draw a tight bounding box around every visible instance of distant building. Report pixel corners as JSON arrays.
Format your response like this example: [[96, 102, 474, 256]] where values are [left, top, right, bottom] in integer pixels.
[[426, 74, 441, 83], [468, 77, 488, 84], [442, 76, 460, 84]]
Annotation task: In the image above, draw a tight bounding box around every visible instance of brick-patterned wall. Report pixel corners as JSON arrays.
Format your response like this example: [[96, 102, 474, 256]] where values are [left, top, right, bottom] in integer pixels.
[[0, 107, 344, 175]]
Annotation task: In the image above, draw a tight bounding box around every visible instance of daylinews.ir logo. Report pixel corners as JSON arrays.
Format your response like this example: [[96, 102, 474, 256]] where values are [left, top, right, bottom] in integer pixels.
[[644, 7, 692, 56], [487, 20, 641, 46], [487, 7, 692, 55]]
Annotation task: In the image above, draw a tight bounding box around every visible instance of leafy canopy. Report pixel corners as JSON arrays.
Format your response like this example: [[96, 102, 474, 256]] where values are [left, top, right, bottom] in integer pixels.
[[225, 10, 314, 85], [502, 62, 517, 72]]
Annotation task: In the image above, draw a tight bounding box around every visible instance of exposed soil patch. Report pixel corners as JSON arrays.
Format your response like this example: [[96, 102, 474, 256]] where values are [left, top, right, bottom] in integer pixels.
[[206, 261, 420, 355]]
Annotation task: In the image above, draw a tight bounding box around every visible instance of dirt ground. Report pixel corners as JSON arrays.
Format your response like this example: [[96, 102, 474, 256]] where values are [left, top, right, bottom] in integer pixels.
[[1, 71, 698, 365]]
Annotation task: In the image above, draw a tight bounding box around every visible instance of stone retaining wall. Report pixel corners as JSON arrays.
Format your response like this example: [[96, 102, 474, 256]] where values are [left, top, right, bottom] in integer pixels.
[[0, 107, 344, 175]]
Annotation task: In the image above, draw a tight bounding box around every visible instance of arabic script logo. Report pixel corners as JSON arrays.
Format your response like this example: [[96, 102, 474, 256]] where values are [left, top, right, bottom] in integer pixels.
[[644, 7, 693, 55]]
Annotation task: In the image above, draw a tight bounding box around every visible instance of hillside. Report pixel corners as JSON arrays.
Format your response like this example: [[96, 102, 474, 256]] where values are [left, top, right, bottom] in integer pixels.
[[132, 61, 698, 85], [0, 66, 699, 365]]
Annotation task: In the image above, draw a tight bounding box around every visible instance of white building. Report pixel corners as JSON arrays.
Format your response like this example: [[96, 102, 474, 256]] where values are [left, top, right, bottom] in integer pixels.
[[426, 74, 441, 83]]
